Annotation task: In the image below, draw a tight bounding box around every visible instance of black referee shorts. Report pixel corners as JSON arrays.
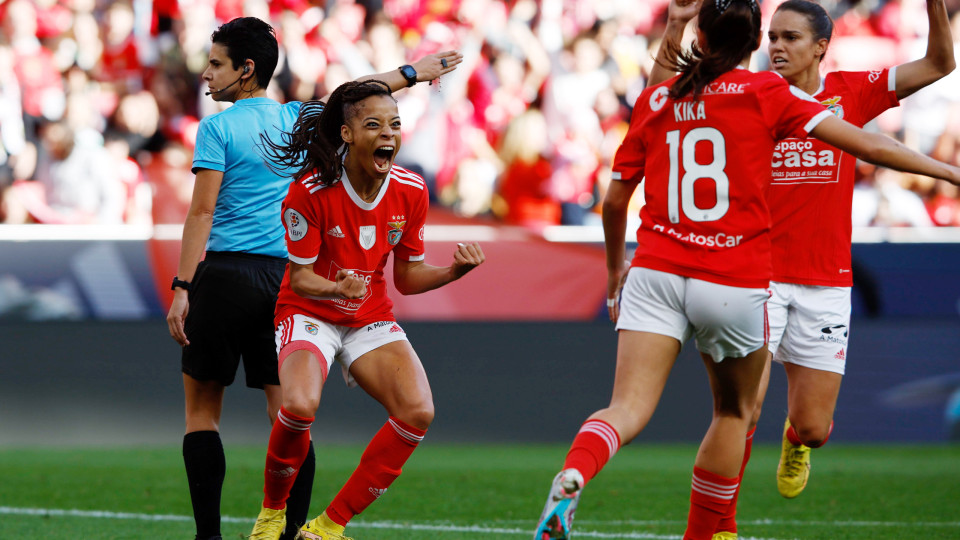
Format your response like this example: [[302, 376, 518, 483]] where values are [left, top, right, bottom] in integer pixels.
[[181, 251, 287, 389]]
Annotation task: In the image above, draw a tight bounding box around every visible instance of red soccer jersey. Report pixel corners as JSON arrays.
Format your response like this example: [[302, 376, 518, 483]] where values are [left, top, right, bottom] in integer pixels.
[[612, 69, 832, 288], [275, 165, 428, 327], [768, 69, 898, 286]]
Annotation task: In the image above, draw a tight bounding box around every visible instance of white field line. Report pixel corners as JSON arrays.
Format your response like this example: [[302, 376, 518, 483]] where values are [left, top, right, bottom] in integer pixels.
[[2, 506, 957, 538]]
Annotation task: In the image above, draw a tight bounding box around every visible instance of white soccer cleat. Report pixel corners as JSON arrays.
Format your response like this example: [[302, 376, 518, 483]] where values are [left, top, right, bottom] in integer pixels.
[[533, 468, 584, 539]]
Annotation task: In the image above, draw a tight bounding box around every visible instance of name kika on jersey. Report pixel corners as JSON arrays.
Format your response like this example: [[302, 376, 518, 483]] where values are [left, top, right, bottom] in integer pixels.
[[652, 223, 743, 248], [674, 101, 706, 122]]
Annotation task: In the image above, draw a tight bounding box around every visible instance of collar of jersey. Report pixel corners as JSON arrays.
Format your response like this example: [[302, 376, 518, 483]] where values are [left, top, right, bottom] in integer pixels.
[[233, 97, 276, 107], [340, 166, 391, 210]]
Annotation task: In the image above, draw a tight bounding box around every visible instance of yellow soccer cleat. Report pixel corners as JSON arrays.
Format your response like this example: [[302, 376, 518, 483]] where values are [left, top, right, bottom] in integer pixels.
[[250, 506, 287, 540], [296, 515, 354, 540], [777, 419, 811, 499], [712, 532, 738, 540]]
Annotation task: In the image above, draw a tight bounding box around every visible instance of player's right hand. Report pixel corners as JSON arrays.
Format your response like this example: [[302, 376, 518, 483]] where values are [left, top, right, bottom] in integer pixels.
[[668, 0, 702, 25], [606, 260, 630, 323], [334, 269, 367, 299]]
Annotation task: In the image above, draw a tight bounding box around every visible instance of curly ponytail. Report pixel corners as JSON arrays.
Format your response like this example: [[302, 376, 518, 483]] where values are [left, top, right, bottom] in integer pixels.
[[261, 80, 395, 186]]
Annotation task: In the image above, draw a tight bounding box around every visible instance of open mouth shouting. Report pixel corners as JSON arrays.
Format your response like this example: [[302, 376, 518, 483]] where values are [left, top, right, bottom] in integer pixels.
[[373, 144, 395, 173]]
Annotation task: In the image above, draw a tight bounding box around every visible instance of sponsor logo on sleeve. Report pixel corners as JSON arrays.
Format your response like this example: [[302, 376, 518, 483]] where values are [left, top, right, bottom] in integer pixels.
[[284, 208, 308, 241]]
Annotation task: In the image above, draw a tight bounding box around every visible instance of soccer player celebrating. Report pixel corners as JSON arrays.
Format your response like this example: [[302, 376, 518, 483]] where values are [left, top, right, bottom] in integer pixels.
[[532, 1, 960, 539], [652, 1, 955, 537], [764, 0, 954, 504], [166, 17, 462, 540], [248, 80, 484, 540]]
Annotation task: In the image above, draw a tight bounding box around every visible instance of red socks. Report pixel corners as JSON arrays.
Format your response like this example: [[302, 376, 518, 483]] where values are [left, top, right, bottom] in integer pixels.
[[562, 419, 621, 485], [715, 426, 755, 534], [325, 417, 426, 526], [684, 466, 739, 540], [262, 407, 314, 510]]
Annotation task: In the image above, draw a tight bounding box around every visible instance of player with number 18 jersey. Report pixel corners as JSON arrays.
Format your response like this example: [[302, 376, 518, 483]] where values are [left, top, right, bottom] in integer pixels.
[[276, 165, 428, 328], [612, 69, 832, 288]]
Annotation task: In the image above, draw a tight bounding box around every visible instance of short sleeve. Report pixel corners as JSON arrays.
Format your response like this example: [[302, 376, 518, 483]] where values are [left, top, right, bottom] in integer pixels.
[[756, 74, 832, 140], [842, 69, 900, 124], [282, 181, 321, 265], [612, 87, 661, 183], [395, 183, 428, 262], [192, 116, 226, 174]]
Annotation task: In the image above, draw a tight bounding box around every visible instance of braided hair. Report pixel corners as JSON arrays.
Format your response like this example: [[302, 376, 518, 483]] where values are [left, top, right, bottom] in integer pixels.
[[261, 80, 395, 185]]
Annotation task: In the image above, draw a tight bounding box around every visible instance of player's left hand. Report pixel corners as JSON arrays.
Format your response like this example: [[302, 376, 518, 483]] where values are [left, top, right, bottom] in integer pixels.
[[452, 242, 485, 277], [412, 51, 463, 83]]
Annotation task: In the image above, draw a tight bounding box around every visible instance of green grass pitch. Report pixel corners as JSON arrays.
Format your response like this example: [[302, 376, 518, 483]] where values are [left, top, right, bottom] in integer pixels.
[[0, 443, 957, 539]]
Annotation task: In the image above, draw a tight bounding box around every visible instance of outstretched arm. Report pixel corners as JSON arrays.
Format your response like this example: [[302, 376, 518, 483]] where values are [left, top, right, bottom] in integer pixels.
[[318, 51, 464, 102], [811, 114, 960, 185], [894, 0, 955, 100], [648, 0, 702, 87], [393, 243, 485, 295]]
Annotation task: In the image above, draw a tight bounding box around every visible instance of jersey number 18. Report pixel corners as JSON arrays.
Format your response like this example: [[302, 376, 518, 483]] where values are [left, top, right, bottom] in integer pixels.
[[666, 128, 730, 224]]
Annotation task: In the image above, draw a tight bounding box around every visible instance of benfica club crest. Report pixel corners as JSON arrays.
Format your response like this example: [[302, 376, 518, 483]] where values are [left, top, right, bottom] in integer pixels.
[[387, 219, 406, 245], [821, 96, 844, 119], [359, 225, 376, 250]]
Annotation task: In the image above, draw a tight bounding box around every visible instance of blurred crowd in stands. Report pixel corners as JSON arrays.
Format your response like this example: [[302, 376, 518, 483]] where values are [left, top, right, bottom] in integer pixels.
[[1, 0, 959, 230]]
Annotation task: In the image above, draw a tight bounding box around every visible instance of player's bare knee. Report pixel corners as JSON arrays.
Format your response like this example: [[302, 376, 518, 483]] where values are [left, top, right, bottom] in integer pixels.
[[395, 400, 434, 430], [794, 423, 829, 447], [282, 394, 320, 419]]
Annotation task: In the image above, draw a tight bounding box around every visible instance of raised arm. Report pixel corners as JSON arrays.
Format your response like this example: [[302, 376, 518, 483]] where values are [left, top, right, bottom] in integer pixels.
[[894, 0, 955, 100], [648, 0, 702, 87], [318, 51, 464, 102], [810, 114, 960, 185]]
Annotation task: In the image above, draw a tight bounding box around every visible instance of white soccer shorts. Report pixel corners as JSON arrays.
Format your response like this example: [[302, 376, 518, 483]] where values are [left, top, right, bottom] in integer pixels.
[[275, 314, 409, 387], [616, 267, 769, 363], [767, 282, 851, 375]]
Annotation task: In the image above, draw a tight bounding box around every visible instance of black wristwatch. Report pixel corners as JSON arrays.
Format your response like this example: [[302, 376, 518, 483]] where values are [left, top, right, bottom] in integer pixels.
[[398, 64, 417, 87], [171, 277, 192, 292]]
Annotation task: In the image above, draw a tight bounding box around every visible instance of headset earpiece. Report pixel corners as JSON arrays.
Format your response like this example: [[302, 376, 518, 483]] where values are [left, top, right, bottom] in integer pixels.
[[243, 66, 250, 73]]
